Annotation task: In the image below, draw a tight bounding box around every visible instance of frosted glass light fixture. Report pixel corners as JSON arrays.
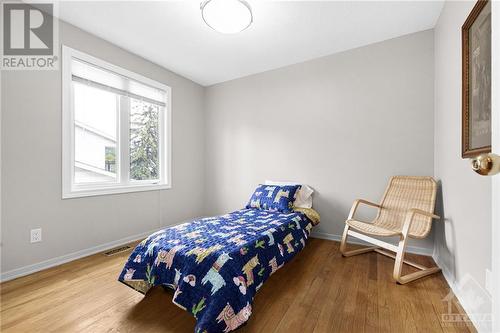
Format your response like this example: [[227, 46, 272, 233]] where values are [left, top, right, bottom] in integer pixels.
[[201, 0, 253, 34]]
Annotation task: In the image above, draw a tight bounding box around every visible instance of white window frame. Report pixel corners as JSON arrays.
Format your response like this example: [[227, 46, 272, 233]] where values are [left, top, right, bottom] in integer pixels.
[[62, 46, 172, 199]]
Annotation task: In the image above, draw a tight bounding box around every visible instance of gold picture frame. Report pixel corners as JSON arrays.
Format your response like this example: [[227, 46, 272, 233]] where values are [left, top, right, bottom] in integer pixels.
[[462, 0, 491, 158]]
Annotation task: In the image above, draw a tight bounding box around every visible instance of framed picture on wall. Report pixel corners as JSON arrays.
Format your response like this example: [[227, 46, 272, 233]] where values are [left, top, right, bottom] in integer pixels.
[[462, 0, 491, 158]]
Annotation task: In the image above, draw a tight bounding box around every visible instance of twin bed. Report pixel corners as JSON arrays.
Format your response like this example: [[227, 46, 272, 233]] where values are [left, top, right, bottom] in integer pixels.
[[118, 184, 319, 333]]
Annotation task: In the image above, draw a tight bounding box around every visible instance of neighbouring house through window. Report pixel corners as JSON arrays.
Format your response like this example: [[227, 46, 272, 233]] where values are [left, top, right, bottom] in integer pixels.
[[62, 46, 171, 198]]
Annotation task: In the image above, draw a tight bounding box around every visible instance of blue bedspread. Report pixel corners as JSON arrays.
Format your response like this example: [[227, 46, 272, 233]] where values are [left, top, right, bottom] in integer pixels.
[[118, 208, 314, 333]]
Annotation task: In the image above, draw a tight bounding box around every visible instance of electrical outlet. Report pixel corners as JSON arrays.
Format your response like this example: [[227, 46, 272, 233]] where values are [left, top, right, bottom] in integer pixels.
[[485, 269, 492, 294], [30, 228, 42, 243]]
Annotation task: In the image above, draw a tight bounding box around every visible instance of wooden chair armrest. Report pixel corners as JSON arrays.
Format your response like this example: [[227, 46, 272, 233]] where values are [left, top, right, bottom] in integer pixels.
[[401, 208, 440, 236], [347, 199, 381, 220], [407, 208, 440, 220], [356, 199, 381, 208]]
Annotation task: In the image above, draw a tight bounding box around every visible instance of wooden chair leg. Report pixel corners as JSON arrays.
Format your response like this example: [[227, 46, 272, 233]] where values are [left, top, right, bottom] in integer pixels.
[[340, 224, 378, 257], [395, 267, 442, 284], [392, 236, 441, 284], [392, 237, 407, 282], [339, 224, 349, 255]]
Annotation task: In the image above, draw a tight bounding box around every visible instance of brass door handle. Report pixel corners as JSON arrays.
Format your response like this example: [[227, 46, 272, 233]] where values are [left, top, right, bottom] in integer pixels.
[[471, 153, 500, 176]]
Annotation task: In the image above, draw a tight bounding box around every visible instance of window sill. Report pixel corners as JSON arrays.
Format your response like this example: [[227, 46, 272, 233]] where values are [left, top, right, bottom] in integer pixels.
[[62, 183, 171, 199]]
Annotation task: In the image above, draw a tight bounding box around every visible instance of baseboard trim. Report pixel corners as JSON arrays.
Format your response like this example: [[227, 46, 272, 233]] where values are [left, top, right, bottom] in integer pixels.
[[310, 231, 434, 256], [1, 225, 432, 282], [433, 255, 487, 333], [0, 224, 180, 283]]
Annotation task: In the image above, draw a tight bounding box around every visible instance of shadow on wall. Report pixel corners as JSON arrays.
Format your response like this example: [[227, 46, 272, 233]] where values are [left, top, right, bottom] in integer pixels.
[[433, 180, 457, 280], [310, 188, 347, 234]]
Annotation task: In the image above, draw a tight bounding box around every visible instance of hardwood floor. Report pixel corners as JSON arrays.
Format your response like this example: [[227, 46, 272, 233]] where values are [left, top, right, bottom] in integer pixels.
[[1, 238, 475, 333]]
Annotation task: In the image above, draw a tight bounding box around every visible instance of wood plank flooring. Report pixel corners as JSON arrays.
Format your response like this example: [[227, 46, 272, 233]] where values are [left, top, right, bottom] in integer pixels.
[[0, 239, 475, 333]]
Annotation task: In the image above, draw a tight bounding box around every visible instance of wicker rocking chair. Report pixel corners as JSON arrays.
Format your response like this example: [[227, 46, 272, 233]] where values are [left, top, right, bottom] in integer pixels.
[[340, 176, 441, 284]]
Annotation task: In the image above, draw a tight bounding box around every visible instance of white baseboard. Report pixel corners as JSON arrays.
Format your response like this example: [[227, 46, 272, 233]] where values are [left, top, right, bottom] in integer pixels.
[[1, 226, 432, 283], [433, 255, 489, 333], [310, 231, 434, 256], [0, 226, 170, 282]]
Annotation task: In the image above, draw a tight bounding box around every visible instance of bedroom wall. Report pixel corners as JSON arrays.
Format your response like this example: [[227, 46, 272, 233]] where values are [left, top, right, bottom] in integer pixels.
[[204, 30, 435, 253], [0, 20, 206, 277], [433, 1, 492, 330]]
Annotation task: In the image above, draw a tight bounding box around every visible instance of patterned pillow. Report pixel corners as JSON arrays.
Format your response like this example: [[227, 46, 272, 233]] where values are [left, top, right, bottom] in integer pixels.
[[246, 184, 301, 213]]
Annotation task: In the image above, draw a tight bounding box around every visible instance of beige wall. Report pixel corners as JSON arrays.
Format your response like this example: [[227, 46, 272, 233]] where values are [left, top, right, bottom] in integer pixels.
[[1, 21, 206, 275], [205, 30, 435, 253], [433, 1, 492, 328]]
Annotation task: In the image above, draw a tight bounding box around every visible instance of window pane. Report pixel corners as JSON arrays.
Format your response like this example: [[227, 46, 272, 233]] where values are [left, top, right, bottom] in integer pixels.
[[74, 82, 118, 183], [129, 98, 160, 181]]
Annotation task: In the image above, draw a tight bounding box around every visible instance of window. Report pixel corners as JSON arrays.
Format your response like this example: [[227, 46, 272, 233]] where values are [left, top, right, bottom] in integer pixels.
[[62, 46, 171, 198]]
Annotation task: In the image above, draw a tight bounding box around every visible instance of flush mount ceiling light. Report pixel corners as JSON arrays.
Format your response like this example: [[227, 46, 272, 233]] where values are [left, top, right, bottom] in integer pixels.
[[200, 0, 253, 34]]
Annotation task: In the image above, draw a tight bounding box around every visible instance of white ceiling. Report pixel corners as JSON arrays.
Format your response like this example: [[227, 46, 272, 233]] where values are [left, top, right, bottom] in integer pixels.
[[57, 1, 444, 86]]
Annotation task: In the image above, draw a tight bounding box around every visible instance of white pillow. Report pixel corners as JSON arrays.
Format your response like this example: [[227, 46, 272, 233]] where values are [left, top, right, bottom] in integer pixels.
[[264, 180, 314, 209]]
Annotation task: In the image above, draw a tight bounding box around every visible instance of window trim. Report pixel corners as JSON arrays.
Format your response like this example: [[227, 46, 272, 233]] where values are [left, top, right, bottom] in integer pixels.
[[62, 45, 172, 199]]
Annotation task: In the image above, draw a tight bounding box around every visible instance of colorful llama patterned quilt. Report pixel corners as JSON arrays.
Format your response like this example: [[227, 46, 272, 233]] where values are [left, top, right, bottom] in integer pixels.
[[118, 208, 316, 333]]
